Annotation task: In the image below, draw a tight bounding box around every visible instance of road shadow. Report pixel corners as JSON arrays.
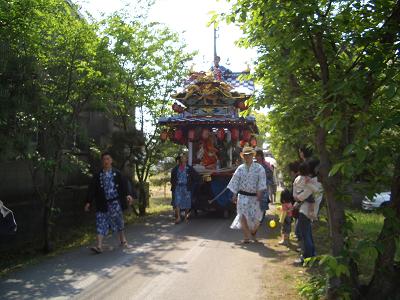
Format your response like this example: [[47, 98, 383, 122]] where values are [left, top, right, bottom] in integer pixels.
[[0, 204, 298, 299]]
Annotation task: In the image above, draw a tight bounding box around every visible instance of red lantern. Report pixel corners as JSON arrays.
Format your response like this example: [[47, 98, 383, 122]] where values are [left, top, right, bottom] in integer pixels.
[[242, 130, 251, 142], [174, 128, 183, 141], [231, 128, 239, 141], [217, 128, 225, 141], [188, 129, 195, 141], [250, 137, 257, 147], [160, 130, 168, 141], [178, 136, 186, 145], [201, 128, 210, 140]]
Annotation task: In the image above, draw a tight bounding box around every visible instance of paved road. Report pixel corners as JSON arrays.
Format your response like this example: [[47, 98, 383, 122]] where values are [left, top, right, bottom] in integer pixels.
[[0, 212, 290, 300]]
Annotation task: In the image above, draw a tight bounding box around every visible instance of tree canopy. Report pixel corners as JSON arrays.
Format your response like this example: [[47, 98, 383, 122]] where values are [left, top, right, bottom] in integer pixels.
[[220, 0, 400, 298], [0, 0, 194, 249]]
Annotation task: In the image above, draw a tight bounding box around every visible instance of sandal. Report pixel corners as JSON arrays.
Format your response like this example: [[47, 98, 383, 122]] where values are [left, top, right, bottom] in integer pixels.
[[90, 246, 102, 254], [240, 239, 251, 244], [120, 241, 129, 248]]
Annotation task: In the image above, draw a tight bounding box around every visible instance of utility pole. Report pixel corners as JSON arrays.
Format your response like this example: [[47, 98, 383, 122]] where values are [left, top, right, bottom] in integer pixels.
[[213, 26, 217, 60]]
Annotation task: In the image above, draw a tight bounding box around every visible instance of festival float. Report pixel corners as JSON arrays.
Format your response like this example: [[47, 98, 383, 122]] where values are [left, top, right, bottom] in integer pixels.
[[158, 62, 258, 216]]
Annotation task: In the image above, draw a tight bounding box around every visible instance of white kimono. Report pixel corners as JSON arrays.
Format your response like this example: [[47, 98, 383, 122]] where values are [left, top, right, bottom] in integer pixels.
[[228, 162, 267, 230]]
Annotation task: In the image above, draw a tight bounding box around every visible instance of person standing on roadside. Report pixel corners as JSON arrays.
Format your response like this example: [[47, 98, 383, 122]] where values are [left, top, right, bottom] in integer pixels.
[[293, 159, 323, 264], [288, 161, 301, 240], [264, 154, 277, 203], [85, 152, 134, 254], [255, 150, 272, 214]]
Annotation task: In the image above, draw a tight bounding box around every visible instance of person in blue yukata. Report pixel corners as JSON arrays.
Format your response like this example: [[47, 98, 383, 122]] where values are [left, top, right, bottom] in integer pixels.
[[85, 152, 134, 254], [170, 153, 200, 224]]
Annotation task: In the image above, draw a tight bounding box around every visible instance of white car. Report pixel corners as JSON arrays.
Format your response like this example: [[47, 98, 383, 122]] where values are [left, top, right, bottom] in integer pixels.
[[362, 192, 391, 211]]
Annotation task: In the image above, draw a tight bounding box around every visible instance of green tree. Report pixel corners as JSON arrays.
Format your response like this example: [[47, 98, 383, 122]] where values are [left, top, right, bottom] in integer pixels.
[[100, 13, 194, 215], [150, 141, 181, 201], [0, 0, 111, 252], [253, 111, 269, 148], [220, 0, 400, 298]]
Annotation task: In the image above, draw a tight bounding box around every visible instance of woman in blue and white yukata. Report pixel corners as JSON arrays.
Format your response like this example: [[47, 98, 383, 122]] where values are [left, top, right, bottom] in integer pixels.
[[170, 153, 199, 224], [228, 146, 267, 243]]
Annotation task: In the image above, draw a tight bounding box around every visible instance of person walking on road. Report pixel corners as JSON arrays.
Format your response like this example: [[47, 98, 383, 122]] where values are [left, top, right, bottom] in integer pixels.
[[85, 152, 134, 254], [228, 146, 267, 243], [170, 152, 199, 224]]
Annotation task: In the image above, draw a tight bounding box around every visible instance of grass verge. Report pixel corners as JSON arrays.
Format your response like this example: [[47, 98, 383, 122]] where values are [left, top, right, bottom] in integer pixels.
[[297, 206, 385, 298]]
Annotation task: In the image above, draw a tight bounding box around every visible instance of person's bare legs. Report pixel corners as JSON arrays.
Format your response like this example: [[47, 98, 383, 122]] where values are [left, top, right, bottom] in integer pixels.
[[240, 215, 251, 242], [118, 230, 128, 246], [251, 221, 261, 241], [96, 234, 104, 250], [272, 186, 277, 203], [184, 209, 190, 223], [279, 233, 289, 245], [174, 207, 181, 223]]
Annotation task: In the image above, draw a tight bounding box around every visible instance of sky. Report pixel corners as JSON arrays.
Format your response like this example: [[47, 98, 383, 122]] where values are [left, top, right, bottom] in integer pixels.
[[74, 0, 257, 72]]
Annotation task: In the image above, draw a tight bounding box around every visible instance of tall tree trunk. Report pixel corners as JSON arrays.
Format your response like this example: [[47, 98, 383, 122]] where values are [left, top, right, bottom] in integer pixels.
[[43, 202, 53, 253], [365, 155, 400, 299], [138, 181, 147, 216], [315, 126, 348, 299]]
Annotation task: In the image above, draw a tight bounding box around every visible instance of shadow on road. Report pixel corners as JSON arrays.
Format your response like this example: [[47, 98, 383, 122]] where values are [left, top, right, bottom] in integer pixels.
[[0, 206, 293, 299]]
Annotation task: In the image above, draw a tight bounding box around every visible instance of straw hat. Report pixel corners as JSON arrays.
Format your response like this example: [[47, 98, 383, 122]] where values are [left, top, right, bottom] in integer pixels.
[[240, 146, 256, 158]]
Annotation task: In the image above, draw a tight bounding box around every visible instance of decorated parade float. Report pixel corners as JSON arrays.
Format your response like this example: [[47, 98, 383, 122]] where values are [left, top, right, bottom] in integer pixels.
[[158, 66, 258, 216]]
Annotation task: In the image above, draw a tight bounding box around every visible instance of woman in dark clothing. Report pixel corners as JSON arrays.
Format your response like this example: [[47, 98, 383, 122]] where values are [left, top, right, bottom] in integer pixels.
[[170, 153, 199, 224], [170, 155, 181, 210]]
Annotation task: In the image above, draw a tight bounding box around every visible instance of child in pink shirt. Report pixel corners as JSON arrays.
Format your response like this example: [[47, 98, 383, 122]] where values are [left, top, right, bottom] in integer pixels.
[[279, 189, 293, 246]]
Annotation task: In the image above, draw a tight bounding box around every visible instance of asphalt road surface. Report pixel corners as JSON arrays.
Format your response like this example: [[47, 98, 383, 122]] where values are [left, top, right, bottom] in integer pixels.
[[0, 212, 292, 300]]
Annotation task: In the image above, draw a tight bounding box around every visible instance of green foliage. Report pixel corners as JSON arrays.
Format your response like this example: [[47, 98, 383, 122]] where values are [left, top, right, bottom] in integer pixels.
[[298, 275, 327, 300], [253, 111, 269, 147], [97, 12, 195, 215], [108, 129, 145, 170], [310, 208, 386, 293], [0, 0, 194, 246], [219, 0, 400, 184], [306, 255, 350, 279], [220, 0, 400, 296], [301, 255, 351, 300]]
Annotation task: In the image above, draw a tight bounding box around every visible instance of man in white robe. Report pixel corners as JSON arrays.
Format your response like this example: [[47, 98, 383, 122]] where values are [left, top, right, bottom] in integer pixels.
[[228, 146, 267, 243]]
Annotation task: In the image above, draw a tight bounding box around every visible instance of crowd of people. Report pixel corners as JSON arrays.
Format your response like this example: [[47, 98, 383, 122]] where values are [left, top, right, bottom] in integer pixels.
[[280, 147, 323, 264], [85, 146, 322, 267], [223, 144, 323, 266]]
